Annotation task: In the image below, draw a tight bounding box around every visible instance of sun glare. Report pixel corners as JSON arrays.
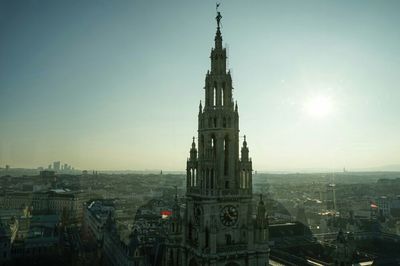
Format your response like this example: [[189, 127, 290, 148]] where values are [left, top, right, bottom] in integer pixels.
[[304, 95, 333, 118]]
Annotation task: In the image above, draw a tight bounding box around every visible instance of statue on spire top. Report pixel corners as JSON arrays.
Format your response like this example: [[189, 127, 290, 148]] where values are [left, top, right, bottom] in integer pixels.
[[216, 3, 222, 29], [216, 12, 222, 28]]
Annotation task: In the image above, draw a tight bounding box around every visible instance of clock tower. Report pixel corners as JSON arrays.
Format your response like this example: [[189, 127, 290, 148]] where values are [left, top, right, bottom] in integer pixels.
[[181, 10, 269, 266]]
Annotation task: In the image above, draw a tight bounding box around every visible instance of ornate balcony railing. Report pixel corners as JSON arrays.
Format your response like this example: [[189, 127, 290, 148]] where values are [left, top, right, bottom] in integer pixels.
[[216, 243, 247, 253], [187, 187, 252, 198]]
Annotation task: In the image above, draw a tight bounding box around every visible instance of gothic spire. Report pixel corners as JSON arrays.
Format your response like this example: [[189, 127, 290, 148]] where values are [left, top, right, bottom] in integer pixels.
[[241, 135, 249, 161], [192, 137, 196, 148]]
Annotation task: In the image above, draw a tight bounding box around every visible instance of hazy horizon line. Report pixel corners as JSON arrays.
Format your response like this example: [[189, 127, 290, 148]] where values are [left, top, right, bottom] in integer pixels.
[[2, 164, 400, 174]]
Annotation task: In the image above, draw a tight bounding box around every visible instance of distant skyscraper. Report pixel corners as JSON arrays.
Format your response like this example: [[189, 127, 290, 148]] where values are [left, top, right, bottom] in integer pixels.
[[326, 183, 337, 211], [163, 10, 269, 266], [53, 161, 61, 172]]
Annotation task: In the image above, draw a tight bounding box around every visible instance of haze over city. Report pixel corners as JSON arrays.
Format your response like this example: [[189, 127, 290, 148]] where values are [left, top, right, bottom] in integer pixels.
[[1, 0, 400, 171], [2, 1, 400, 266]]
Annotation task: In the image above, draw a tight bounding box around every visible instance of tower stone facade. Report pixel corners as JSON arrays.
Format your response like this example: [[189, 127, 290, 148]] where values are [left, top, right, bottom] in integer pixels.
[[165, 11, 269, 266]]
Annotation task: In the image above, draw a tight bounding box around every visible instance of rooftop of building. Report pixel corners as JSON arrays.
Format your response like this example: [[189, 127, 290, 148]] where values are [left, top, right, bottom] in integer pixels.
[[87, 200, 115, 223]]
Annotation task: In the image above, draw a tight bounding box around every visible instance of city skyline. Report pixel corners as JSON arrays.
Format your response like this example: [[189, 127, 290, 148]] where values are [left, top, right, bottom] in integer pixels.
[[1, 0, 400, 171]]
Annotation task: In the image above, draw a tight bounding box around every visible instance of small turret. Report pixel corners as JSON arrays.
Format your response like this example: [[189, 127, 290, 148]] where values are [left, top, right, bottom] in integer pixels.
[[164, 197, 182, 266], [199, 100, 202, 114], [169, 187, 182, 235], [241, 135, 249, 161], [190, 137, 197, 161], [256, 194, 266, 225]]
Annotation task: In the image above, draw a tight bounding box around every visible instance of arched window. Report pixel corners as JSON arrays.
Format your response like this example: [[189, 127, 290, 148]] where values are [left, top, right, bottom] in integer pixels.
[[242, 170, 246, 188], [210, 169, 214, 189], [213, 83, 217, 106], [206, 169, 209, 188], [168, 249, 174, 266], [205, 227, 210, 248], [224, 136, 229, 176], [211, 136, 216, 157], [190, 169, 193, 187], [221, 87, 224, 106], [201, 135, 205, 156], [223, 117, 227, 128], [240, 170, 243, 188]]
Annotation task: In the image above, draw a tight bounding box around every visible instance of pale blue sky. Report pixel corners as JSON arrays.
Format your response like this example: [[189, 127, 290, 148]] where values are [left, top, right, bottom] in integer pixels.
[[1, 0, 399, 171]]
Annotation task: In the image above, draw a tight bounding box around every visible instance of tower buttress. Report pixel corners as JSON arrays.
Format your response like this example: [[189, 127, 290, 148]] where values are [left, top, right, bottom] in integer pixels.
[[255, 194, 269, 243], [239, 135, 252, 192]]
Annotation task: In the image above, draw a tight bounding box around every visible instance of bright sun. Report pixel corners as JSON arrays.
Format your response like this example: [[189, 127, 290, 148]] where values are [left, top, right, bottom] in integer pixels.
[[304, 95, 333, 118]]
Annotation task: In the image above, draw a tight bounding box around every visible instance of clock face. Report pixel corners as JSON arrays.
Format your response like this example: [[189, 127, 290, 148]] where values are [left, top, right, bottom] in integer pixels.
[[220, 205, 238, 226]]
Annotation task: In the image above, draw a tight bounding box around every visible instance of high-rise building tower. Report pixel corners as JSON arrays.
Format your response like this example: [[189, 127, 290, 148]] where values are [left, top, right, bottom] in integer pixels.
[[53, 161, 61, 172], [173, 10, 269, 266], [326, 183, 337, 212]]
